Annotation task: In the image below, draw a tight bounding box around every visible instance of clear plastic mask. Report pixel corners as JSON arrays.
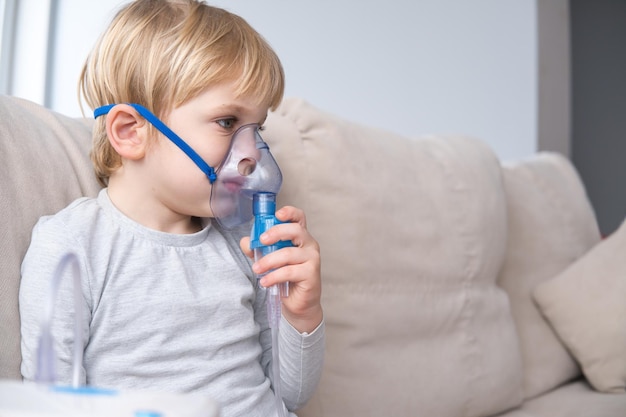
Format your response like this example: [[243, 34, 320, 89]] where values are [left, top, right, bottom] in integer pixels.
[[210, 124, 283, 228]]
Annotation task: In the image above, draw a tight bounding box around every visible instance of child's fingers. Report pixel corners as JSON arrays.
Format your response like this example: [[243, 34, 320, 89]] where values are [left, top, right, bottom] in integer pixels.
[[275, 206, 307, 228], [252, 247, 314, 278], [259, 221, 318, 251]]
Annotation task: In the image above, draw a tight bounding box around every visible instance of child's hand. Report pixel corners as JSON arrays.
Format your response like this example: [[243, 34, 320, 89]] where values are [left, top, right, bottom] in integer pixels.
[[240, 206, 322, 334]]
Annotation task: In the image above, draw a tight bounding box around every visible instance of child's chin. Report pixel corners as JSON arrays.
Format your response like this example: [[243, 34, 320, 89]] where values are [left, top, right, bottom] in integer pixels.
[[210, 198, 237, 217]]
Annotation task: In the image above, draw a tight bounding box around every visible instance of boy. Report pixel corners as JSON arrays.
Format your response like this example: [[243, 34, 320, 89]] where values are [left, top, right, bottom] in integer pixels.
[[19, 1, 324, 416]]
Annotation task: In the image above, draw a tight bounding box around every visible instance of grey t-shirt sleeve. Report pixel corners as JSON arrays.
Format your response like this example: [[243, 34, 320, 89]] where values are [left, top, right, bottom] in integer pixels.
[[279, 317, 325, 411]]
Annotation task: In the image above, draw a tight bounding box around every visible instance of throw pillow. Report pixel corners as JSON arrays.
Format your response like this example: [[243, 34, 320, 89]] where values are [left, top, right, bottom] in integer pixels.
[[533, 218, 626, 393]]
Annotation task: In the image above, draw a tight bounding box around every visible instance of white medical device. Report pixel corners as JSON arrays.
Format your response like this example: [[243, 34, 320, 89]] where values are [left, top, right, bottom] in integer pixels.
[[0, 379, 220, 417]]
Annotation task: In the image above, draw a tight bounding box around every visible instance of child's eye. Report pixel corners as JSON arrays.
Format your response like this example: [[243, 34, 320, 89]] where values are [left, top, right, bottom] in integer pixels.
[[216, 118, 236, 129]]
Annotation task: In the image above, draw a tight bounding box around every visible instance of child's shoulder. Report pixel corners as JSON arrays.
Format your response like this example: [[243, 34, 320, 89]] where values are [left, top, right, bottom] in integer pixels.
[[35, 194, 102, 233]]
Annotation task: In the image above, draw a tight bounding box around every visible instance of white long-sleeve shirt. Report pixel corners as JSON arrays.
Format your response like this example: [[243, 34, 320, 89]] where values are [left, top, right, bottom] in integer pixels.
[[20, 189, 324, 417]]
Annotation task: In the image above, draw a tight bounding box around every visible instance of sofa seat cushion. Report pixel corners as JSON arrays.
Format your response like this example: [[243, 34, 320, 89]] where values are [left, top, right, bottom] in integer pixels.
[[497, 380, 626, 417], [534, 217, 626, 393], [264, 98, 524, 417]]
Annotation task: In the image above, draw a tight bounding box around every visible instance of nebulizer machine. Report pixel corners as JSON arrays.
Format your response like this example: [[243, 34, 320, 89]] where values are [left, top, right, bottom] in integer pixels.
[[2, 104, 293, 417]]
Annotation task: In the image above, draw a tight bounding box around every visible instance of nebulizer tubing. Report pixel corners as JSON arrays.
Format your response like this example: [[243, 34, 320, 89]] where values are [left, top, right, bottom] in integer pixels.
[[250, 192, 292, 417], [35, 252, 84, 388]]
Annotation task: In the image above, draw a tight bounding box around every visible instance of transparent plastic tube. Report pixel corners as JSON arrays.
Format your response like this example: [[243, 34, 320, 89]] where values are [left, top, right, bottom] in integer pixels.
[[36, 252, 84, 388], [268, 287, 286, 417], [250, 192, 292, 417]]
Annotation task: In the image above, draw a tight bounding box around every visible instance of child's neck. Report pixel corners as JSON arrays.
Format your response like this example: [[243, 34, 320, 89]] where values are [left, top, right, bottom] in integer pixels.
[[106, 180, 202, 235]]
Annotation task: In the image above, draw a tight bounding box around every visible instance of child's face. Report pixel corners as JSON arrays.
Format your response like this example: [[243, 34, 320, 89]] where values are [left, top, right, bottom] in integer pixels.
[[143, 81, 269, 220]]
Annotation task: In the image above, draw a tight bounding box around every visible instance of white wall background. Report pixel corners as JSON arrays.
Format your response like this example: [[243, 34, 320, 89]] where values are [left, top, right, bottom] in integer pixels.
[[3, 0, 569, 162]]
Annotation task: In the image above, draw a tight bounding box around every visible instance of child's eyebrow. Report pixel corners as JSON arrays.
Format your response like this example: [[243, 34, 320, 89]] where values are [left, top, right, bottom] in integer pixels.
[[216, 104, 250, 115], [216, 104, 267, 125]]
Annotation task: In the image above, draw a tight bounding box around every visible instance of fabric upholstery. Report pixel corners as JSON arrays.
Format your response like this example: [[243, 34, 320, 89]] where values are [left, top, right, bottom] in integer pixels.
[[505, 381, 626, 417], [496, 154, 601, 399], [264, 98, 524, 417], [0, 95, 101, 379], [534, 218, 626, 393]]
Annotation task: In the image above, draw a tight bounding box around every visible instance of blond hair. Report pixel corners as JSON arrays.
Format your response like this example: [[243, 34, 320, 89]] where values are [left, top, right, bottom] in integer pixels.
[[79, 0, 285, 186]]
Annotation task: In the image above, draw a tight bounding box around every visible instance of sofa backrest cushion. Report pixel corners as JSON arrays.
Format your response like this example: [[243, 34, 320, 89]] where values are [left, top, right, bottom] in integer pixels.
[[497, 154, 601, 399], [0, 95, 101, 379], [264, 98, 524, 417]]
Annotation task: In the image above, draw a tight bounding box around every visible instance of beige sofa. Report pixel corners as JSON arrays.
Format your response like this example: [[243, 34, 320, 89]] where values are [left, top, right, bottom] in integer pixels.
[[1, 94, 625, 416]]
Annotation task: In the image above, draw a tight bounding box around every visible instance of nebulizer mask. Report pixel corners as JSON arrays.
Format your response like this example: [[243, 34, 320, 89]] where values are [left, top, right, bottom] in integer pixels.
[[94, 103, 283, 229], [209, 123, 285, 229], [94, 103, 284, 229], [95, 103, 291, 416]]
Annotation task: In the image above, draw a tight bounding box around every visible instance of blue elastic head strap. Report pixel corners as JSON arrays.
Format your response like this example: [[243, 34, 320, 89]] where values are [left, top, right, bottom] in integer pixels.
[[94, 103, 217, 183]]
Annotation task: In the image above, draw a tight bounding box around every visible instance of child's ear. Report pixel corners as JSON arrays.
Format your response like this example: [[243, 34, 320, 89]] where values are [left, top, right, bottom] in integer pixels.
[[105, 104, 149, 160]]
